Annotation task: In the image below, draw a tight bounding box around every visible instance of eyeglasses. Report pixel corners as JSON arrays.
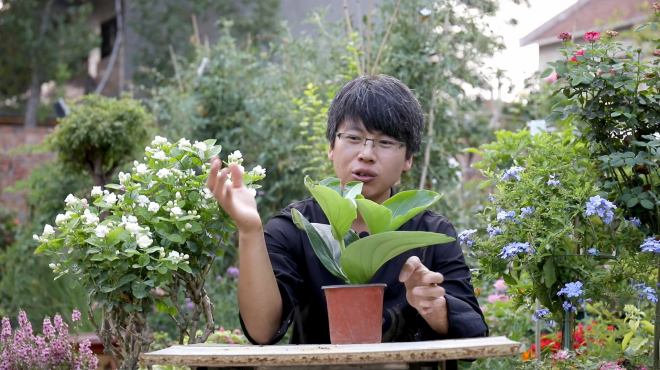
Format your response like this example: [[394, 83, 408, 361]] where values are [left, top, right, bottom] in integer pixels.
[[336, 132, 405, 151]]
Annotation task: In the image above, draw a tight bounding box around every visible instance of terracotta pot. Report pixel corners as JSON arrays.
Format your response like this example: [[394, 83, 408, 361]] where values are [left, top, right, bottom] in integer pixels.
[[322, 283, 386, 344]]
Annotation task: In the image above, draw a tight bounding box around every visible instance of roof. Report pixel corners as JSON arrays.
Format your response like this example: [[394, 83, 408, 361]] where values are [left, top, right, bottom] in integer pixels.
[[520, 0, 651, 47]]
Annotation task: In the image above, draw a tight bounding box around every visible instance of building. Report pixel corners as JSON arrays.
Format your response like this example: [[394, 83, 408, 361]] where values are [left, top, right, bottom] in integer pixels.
[[520, 0, 652, 70]]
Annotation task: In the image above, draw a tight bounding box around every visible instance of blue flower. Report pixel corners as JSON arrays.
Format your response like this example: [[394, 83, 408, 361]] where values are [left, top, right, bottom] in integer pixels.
[[557, 281, 584, 298], [640, 236, 660, 253], [634, 283, 658, 303], [498, 242, 532, 259], [627, 217, 641, 228], [532, 308, 551, 321], [520, 206, 535, 218], [497, 210, 516, 222], [562, 301, 577, 312], [501, 166, 524, 181], [584, 195, 617, 225], [487, 194, 496, 203], [458, 229, 477, 247], [587, 248, 599, 256], [547, 174, 560, 186], [487, 224, 502, 238]]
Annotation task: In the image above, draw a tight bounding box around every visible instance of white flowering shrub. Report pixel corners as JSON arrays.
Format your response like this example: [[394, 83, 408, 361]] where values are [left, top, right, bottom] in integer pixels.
[[34, 136, 264, 369]]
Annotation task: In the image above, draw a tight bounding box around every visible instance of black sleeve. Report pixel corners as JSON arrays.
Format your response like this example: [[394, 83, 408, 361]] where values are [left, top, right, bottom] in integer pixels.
[[239, 213, 303, 345], [418, 214, 488, 340]]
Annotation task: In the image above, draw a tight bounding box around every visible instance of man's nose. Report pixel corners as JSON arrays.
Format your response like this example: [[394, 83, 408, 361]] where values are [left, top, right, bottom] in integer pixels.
[[358, 139, 376, 159]]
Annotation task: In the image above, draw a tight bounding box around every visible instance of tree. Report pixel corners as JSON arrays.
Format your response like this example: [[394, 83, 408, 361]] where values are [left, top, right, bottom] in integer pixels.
[[48, 95, 153, 186], [129, 0, 281, 87], [0, 0, 96, 127]]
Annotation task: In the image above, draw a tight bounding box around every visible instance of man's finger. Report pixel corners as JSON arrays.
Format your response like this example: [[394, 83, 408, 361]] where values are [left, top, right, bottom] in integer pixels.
[[229, 163, 244, 188], [214, 168, 231, 200], [206, 157, 222, 191], [419, 271, 444, 286], [399, 256, 424, 282], [411, 285, 445, 300]]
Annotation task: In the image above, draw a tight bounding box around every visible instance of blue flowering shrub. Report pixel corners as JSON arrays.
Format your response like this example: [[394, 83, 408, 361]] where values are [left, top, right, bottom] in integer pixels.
[[467, 128, 656, 367]]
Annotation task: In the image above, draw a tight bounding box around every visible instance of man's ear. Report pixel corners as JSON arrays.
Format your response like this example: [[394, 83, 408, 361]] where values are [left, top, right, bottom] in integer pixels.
[[328, 147, 334, 161], [403, 157, 413, 172]]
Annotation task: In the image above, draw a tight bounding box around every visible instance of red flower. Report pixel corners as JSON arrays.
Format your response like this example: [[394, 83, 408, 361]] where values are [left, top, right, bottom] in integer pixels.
[[544, 71, 559, 84], [584, 31, 601, 43], [558, 32, 572, 42]]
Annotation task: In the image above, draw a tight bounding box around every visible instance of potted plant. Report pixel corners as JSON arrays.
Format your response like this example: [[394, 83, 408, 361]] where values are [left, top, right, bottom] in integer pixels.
[[291, 177, 453, 344]]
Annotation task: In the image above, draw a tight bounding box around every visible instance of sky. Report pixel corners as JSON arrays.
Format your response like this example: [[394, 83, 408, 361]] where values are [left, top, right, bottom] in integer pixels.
[[487, 0, 578, 101]]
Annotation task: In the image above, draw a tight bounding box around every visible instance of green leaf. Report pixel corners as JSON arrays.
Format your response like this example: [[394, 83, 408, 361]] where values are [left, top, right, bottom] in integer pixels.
[[178, 263, 193, 273], [155, 300, 178, 316], [117, 273, 137, 288], [340, 231, 454, 284], [355, 197, 392, 235], [304, 176, 357, 242], [383, 190, 441, 230], [291, 209, 348, 282], [138, 254, 150, 267], [640, 199, 654, 210], [132, 281, 149, 299], [165, 233, 185, 243], [542, 260, 556, 289]]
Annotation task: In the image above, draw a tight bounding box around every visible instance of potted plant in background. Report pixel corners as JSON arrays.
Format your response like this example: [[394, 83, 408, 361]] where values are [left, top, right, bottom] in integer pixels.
[[34, 136, 264, 369], [292, 177, 453, 344]]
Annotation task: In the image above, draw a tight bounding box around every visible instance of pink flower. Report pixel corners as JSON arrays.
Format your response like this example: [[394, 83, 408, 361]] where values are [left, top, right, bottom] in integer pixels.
[[569, 49, 585, 62], [544, 71, 558, 84], [599, 361, 625, 370], [584, 31, 601, 43], [493, 278, 507, 292], [552, 349, 570, 360], [558, 32, 572, 41], [71, 309, 81, 323], [487, 294, 510, 303]]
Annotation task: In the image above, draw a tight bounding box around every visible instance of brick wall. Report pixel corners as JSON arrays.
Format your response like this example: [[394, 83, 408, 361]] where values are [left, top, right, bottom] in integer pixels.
[[0, 123, 56, 222]]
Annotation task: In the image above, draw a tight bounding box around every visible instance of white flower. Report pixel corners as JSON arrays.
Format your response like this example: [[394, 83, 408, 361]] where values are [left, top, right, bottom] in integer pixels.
[[178, 138, 191, 148], [185, 223, 192, 230], [420, 7, 432, 16], [135, 163, 148, 175], [170, 207, 183, 217], [247, 188, 257, 197], [103, 192, 117, 205], [94, 224, 110, 238], [175, 192, 181, 199], [151, 136, 168, 146], [156, 168, 171, 179], [64, 194, 79, 206], [118, 172, 131, 185], [43, 224, 55, 236], [48, 263, 57, 270], [33, 234, 41, 241], [136, 234, 153, 248], [202, 188, 214, 200], [55, 212, 70, 226], [83, 209, 99, 225], [136, 195, 150, 207], [148, 202, 160, 213], [227, 150, 242, 164], [152, 150, 167, 161], [193, 141, 208, 153], [250, 165, 266, 177], [91, 186, 103, 197]]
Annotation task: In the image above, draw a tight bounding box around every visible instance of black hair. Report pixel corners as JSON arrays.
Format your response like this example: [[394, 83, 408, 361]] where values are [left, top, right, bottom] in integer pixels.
[[326, 75, 424, 158]]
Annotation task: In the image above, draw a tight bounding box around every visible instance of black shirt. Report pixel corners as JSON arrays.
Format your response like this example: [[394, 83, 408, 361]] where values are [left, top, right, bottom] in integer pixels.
[[240, 197, 488, 345]]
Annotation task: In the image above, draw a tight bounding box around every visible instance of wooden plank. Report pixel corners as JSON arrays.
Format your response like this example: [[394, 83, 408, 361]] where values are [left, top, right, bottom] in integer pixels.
[[140, 336, 521, 367]]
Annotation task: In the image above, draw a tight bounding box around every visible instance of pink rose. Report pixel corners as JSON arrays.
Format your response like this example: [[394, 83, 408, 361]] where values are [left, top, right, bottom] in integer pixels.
[[558, 32, 572, 42], [584, 31, 601, 43], [544, 71, 558, 84]]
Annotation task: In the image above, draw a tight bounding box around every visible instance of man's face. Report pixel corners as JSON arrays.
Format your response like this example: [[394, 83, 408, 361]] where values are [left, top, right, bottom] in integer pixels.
[[328, 120, 412, 204]]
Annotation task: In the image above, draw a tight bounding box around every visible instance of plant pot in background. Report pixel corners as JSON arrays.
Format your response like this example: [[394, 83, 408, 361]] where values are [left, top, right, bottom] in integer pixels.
[[322, 283, 386, 344]]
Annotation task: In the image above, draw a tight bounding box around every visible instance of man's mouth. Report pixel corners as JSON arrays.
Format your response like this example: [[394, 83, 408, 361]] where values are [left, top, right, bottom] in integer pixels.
[[351, 170, 377, 182]]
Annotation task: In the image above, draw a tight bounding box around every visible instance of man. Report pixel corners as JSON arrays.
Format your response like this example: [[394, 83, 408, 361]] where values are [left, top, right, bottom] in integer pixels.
[[206, 75, 487, 347]]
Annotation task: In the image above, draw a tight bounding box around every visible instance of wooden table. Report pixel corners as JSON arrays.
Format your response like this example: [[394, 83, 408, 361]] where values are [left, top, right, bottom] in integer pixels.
[[140, 336, 521, 369]]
